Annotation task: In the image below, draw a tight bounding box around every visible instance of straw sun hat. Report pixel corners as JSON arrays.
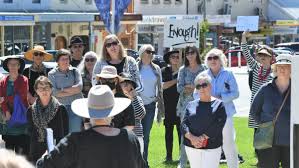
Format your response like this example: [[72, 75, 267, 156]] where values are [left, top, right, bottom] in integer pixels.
[[71, 85, 131, 119], [24, 45, 53, 62]]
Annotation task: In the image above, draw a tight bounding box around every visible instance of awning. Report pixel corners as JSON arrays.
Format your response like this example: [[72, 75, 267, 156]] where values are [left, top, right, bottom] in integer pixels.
[[268, 0, 299, 21]]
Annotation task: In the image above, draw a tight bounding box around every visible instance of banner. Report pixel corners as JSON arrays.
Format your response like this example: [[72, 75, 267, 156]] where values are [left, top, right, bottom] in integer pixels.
[[164, 20, 199, 48], [236, 16, 259, 32], [94, 0, 111, 33], [115, 0, 131, 33]]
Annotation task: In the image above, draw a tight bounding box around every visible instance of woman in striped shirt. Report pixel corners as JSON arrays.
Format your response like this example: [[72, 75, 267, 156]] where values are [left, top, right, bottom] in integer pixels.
[[119, 73, 146, 154], [241, 31, 273, 129]]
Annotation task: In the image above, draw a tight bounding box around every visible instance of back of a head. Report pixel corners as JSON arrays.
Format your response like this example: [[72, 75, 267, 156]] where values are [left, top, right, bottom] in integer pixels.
[[0, 149, 34, 168]]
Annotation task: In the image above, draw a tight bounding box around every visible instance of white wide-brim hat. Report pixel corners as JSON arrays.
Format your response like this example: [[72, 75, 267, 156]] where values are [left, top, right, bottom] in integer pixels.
[[274, 54, 292, 65], [71, 85, 131, 119]]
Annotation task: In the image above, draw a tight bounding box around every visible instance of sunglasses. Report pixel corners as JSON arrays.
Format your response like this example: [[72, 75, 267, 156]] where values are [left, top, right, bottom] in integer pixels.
[[195, 83, 208, 90], [207, 56, 219, 61], [106, 41, 119, 48], [85, 58, 96, 62], [100, 78, 115, 83], [33, 52, 44, 57], [170, 55, 180, 59], [145, 50, 155, 55], [186, 51, 195, 55]]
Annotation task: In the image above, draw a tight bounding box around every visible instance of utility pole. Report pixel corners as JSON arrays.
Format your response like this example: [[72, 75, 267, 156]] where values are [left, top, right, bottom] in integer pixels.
[[186, 0, 189, 15], [111, 0, 116, 34], [203, 0, 207, 49]]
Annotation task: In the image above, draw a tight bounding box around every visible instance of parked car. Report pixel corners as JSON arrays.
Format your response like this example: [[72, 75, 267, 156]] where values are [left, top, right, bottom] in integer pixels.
[[224, 49, 247, 67], [275, 42, 299, 55], [273, 49, 294, 56]]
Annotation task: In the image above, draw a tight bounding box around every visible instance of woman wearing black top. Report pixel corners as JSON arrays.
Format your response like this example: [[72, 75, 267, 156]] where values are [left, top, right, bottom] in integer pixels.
[[23, 46, 53, 104], [181, 73, 226, 168], [27, 76, 69, 162], [162, 49, 181, 162]]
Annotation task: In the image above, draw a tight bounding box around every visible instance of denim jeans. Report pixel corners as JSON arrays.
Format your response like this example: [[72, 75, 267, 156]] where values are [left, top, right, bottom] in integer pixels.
[[141, 102, 156, 167], [65, 105, 82, 133]]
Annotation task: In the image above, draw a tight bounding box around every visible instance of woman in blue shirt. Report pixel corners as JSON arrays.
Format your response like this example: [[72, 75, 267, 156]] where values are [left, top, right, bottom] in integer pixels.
[[201, 48, 240, 168]]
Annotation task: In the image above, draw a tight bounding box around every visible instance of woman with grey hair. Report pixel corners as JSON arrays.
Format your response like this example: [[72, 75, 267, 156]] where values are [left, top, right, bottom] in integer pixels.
[[78, 51, 97, 98], [138, 44, 164, 168], [200, 48, 240, 168], [251, 54, 291, 167], [182, 72, 226, 168], [177, 45, 205, 168]]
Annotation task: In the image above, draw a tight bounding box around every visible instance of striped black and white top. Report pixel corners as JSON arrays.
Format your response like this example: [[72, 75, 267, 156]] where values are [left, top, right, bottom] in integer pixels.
[[241, 43, 273, 128], [132, 96, 146, 137]]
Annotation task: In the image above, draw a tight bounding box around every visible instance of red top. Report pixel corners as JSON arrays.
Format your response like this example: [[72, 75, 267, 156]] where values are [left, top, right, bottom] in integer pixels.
[[0, 75, 29, 114]]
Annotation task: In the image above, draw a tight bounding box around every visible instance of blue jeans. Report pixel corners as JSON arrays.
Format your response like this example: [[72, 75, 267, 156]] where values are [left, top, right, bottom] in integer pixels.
[[141, 102, 156, 167], [65, 105, 82, 133]]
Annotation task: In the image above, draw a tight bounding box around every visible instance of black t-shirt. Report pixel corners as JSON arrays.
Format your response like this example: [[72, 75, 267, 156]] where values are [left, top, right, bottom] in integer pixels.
[[23, 67, 52, 96], [70, 59, 82, 68], [36, 129, 146, 168], [162, 66, 180, 125], [112, 93, 135, 128], [107, 58, 126, 74]]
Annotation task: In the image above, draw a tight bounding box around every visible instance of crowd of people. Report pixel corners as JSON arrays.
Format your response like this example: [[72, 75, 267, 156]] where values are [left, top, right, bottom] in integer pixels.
[[0, 32, 292, 168]]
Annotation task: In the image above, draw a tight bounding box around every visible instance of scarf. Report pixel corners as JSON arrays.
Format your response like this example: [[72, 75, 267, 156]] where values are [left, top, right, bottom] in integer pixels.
[[28, 63, 47, 80], [32, 96, 60, 142], [258, 65, 271, 82]]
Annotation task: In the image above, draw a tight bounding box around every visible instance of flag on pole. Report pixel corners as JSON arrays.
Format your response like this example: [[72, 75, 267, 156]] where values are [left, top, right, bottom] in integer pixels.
[[94, 0, 111, 33], [114, 0, 131, 33]]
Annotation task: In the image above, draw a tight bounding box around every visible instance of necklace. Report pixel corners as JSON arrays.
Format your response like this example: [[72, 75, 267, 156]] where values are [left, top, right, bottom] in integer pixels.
[[258, 65, 271, 82]]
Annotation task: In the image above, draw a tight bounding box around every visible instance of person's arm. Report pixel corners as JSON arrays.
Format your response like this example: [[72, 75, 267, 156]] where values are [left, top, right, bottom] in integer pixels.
[[220, 71, 239, 103], [204, 103, 227, 139], [132, 96, 146, 120], [0, 79, 9, 114], [63, 69, 83, 94], [123, 103, 135, 131], [130, 58, 143, 93], [60, 105, 69, 136], [241, 31, 259, 69], [92, 60, 102, 86], [250, 86, 265, 124], [163, 79, 177, 90]]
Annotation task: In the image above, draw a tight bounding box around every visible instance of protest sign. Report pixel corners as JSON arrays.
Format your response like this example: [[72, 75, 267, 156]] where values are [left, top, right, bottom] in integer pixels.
[[236, 16, 259, 32]]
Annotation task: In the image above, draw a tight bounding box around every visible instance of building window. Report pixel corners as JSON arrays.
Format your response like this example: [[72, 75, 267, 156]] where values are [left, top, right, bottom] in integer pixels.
[[32, 0, 40, 3], [85, 0, 92, 4], [4, 0, 13, 3], [152, 0, 160, 4], [175, 0, 182, 4], [141, 0, 148, 4], [164, 0, 171, 4], [60, 0, 67, 4]]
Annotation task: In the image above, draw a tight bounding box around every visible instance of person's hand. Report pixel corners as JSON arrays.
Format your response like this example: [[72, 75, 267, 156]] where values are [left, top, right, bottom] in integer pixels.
[[242, 30, 251, 38], [4, 111, 11, 121], [123, 89, 136, 100], [0, 97, 4, 104], [29, 96, 37, 104]]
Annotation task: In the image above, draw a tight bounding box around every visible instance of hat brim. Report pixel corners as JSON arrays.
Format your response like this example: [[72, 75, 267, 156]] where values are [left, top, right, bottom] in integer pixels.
[[120, 77, 137, 89], [257, 51, 272, 57], [96, 74, 118, 79], [2, 56, 25, 73], [68, 43, 86, 48], [24, 50, 53, 62], [71, 97, 131, 119], [164, 51, 179, 63]]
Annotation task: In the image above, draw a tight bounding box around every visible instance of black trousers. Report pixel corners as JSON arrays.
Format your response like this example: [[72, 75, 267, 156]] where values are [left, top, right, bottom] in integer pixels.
[[257, 145, 290, 168], [164, 123, 181, 159]]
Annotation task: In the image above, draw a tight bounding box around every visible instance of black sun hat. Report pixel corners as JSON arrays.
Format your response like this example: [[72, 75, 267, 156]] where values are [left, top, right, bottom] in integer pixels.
[[2, 55, 25, 73], [163, 48, 179, 64]]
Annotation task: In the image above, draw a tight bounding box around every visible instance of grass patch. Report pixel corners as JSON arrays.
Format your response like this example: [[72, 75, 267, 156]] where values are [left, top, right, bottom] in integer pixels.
[[148, 117, 257, 168]]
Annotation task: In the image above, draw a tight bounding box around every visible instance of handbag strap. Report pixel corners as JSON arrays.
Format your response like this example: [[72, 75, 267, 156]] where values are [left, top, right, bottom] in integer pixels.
[[273, 88, 290, 125]]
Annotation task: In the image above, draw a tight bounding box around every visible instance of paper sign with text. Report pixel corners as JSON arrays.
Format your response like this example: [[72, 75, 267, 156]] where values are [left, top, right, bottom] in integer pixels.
[[164, 20, 199, 48], [236, 16, 259, 32]]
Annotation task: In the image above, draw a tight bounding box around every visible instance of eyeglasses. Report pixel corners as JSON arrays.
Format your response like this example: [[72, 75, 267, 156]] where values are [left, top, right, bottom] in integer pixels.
[[207, 56, 219, 61], [170, 55, 180, 59], [37, 86, 51, 92], [106, 41, 119, 48], [33, 52, 44, 57], [85, 58, 96, 62], [145, 50, 155, 55], [186, 51, 195, 56], [195, 83, 208, 90]]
